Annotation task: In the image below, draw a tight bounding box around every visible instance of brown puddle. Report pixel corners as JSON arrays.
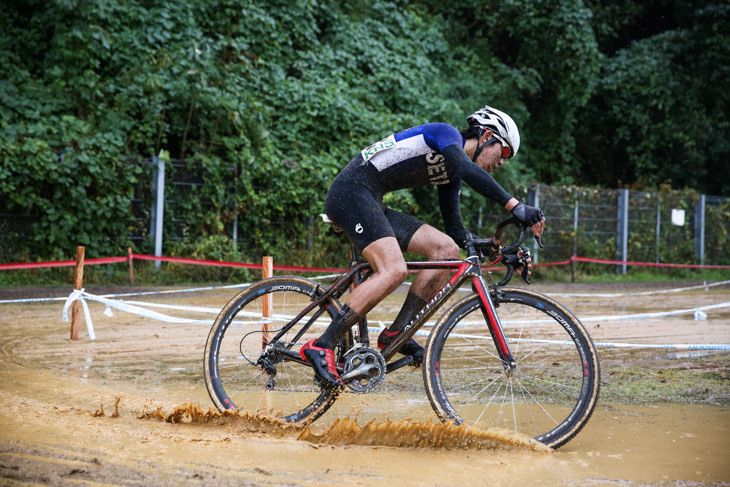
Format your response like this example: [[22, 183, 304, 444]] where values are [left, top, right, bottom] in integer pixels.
[[135, 402, 549, 452], [2, 283, 729, 485]]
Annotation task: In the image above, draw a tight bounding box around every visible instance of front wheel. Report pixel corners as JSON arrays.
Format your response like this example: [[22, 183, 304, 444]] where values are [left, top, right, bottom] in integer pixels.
[[204, 276, 343, 424], [423, 287, 600, 449]]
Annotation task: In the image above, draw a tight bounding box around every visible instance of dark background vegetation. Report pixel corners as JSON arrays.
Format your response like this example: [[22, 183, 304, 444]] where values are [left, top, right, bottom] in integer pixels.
[[1, 0, 728, 268]]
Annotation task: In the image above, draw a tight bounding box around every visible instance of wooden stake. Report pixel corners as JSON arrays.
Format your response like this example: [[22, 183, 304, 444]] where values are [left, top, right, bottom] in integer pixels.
[[571, 257, 576, 284], [128, 247, 134, 284], [260, 256, 274, 414], [262, 256, 273, 347], [70, 246, 85, 341]]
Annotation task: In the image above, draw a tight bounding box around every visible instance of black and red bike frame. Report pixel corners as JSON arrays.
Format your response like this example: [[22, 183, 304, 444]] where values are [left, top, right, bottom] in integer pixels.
[[267, 226, 526, 374]]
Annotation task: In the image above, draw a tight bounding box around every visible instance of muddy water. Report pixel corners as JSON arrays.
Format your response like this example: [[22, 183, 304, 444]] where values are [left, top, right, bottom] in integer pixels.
[[1, 364, 728, 485], [1, 282, 729, 485]]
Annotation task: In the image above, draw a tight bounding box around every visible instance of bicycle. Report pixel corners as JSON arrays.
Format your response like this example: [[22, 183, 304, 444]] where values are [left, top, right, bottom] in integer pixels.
[[203, 216, 600, 449]]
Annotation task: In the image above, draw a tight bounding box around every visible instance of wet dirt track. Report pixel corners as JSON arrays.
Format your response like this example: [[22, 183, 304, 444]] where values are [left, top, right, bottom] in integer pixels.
[[1, 281, 729, 486]]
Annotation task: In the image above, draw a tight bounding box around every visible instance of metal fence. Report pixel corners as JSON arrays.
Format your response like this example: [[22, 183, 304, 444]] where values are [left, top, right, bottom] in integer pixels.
[[457, 183, 728, 269], [1, 158, 728, 269], [523, 184, 728, 268]]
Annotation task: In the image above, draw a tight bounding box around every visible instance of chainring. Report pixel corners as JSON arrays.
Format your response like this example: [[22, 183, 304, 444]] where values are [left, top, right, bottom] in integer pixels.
[[341, 346, 386, 393]]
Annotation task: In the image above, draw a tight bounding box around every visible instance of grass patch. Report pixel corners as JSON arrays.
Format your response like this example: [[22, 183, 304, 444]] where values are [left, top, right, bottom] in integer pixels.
[[601, 358, 730, 404]]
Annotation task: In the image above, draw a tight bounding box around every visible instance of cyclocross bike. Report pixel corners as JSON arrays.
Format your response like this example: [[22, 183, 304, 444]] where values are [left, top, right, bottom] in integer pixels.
[[203, 216, 600, 449]]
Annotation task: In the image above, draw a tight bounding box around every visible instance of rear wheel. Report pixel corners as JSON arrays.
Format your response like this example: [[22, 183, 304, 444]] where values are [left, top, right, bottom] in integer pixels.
[[423, 287, 600, 449], [204, 276, 343, 423]]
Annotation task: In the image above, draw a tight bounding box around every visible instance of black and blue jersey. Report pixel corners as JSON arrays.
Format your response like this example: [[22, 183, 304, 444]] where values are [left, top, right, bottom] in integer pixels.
[[324, 122, 513, 251]]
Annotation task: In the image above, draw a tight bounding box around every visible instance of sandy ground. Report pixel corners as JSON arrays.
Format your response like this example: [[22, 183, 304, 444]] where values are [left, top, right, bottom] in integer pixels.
[[1, 280, 729, 486]]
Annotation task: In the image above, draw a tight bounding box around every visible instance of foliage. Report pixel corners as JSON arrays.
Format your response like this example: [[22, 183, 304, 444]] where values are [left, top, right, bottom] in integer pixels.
[[575, 0, 730, 195], [0, 0, 727, 268]]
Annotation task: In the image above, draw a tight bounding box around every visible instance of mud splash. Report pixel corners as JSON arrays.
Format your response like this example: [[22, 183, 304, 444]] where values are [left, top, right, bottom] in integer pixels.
[[134, 402, 549, 452], [298, 415, 551, 452], [91, 396, 122, 418], [136, 402, 304, 435]]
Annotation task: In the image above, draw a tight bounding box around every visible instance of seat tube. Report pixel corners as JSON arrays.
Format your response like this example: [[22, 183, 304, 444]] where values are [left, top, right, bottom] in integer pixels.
[[472, 276, 516, 368]]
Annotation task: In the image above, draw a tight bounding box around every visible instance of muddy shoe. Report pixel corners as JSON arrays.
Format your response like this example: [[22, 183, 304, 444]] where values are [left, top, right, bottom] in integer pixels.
[[299, 339, 344, 388], [377, 329, 424, 365]]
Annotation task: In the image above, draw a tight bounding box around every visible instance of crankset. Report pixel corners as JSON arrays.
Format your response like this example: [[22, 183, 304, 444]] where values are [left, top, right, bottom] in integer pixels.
[[340, 346, 386, 393]]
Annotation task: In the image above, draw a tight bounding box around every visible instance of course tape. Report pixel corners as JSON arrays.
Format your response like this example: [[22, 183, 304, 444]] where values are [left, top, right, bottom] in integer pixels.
[[572, 256, 730, 269], [0, 256, 128, 270], [577, 301, 730, 323], [130, 254, 346, 273], [0, 253, 346, 273], [3, 253, 730, 272], [441, 332, 730, 350], [61, 290, 216, 340], [441, 279, 730, 297], [0, 283, 253, 304], [56, 287, 730, 354], [550, 279, 730, 298], [62, 289, 96, 340]]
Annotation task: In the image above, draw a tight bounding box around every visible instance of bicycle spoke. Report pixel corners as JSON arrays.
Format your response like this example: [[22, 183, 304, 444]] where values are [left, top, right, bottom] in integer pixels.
[[513, 375, 560, 428], [425, 289, 599, 448], [205, 277, 339, 424]]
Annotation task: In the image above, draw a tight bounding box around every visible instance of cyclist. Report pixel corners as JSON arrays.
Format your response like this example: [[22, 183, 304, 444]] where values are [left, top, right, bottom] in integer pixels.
[[300, 105, 545, 387]]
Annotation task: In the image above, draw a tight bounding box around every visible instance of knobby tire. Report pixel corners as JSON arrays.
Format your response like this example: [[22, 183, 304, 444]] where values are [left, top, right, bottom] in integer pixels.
[[204, 276, 343, 423], [423, 287, 600, 449]]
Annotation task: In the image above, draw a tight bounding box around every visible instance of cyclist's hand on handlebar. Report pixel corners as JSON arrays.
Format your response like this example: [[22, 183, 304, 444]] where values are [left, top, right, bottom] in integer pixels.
[[511, 201, 546, 238], [502, 247, 533, 284], [516, 247, 532, 277]]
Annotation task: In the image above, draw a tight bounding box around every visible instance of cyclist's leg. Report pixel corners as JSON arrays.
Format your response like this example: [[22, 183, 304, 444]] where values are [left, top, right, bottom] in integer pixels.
[[307, 168, 406, 382], [378, 211, 460, 358], [324, 174, 408, 317], [403, 223, 460, 299], [349, 237, 408, 313]]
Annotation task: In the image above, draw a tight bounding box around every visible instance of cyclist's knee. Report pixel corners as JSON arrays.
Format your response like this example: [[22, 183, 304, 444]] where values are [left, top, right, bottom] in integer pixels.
[[429, 236, 459, 260], [382, 260, 408, 285]]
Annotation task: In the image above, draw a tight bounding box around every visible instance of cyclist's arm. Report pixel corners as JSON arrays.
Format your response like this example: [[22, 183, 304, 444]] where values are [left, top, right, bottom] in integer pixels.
[[437, 182, 471, 248], [441, 144, 515, 208]]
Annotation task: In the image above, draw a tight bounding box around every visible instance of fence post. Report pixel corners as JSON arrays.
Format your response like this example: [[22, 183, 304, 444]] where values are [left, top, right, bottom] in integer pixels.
[[616, 189, 629, 274], [572, 192, 579, 283], [128, 247, 134, 284], [232, 212, 238, 248], [656, 196, 661, 264], [528, 183, 540, 264], [70, 246, 85, 341], [260, 255, 274, 413], [150, 156, 165, 268], [694, 194, 706, 265]]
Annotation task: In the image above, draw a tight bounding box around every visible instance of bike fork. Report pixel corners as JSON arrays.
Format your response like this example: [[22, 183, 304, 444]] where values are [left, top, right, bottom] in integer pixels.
[[472, 276, 516, 371]]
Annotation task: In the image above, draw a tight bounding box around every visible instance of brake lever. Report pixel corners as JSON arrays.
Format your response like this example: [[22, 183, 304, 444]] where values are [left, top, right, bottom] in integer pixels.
[[517, 248, 532, 285], [535, 234, 544, 249], [520, 260, 531, 285]]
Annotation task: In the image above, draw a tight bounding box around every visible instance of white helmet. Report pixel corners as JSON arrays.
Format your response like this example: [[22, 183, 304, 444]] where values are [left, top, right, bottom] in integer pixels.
[[467, 105, 521, 158]]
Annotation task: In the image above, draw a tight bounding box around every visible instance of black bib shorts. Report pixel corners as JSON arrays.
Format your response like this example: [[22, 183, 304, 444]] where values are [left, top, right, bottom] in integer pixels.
[[324, 155, 425, 253]]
